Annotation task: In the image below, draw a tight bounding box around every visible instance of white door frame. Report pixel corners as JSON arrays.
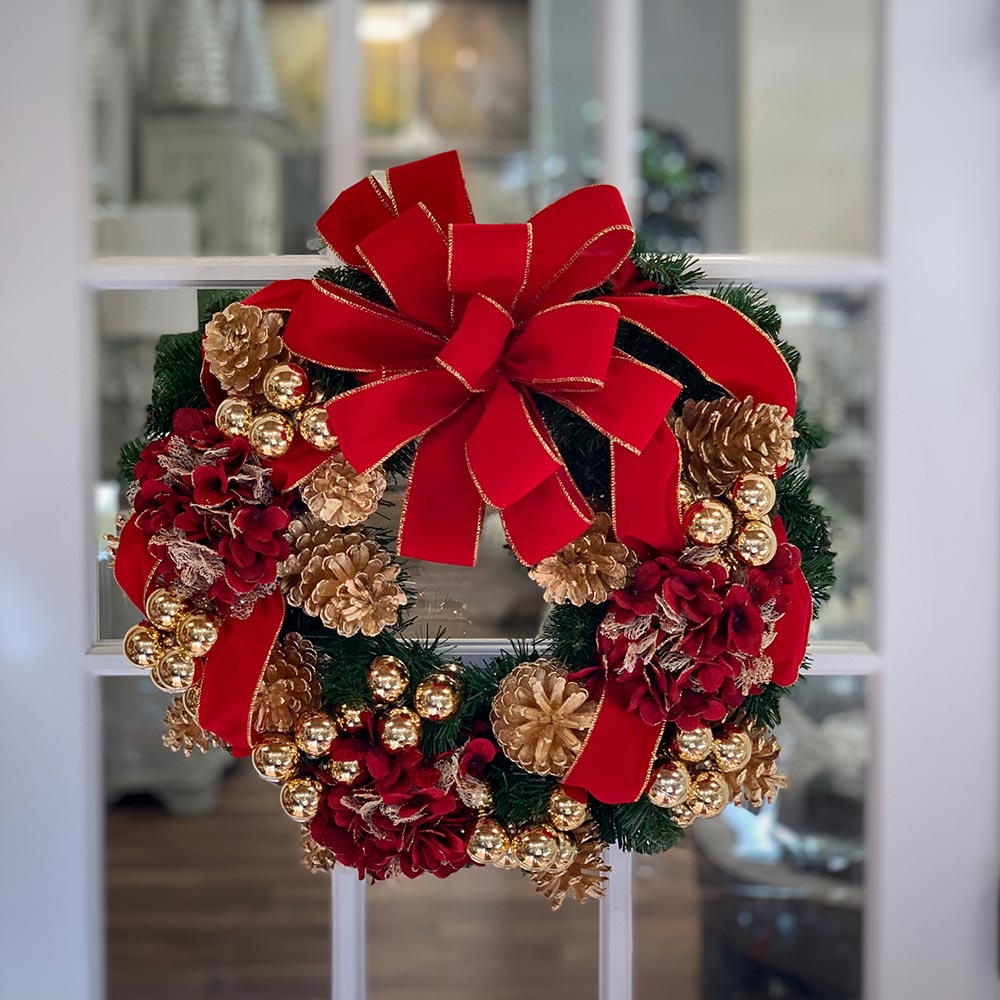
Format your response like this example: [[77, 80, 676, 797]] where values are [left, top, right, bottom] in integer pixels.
[[2, 1, 998, 997]]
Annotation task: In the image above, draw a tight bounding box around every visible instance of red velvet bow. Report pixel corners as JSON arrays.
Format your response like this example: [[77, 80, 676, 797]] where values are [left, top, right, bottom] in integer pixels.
[[269, 155, 680, 565]]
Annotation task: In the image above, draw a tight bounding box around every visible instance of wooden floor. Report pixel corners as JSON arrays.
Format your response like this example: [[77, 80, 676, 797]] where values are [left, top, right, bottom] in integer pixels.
[[106, 761, 701, 999]]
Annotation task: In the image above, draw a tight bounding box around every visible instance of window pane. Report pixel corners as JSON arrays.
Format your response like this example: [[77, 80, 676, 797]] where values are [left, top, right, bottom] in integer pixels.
[[90, 0, 327, 255], [634, 676, 867, 999], [360, 0, 599, 221], [366, 863, 599, 999], [103, 676, 331, 999], [639, 1, 878, 253]]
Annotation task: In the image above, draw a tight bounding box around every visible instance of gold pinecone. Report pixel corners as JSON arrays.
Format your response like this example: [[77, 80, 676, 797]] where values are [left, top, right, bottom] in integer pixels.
[[674, 395, 796, 493], [491, 660, 597, 777], [724, 728, 788, 808], [292, 531, 407, 637], [278, 514, 351, 607], [529, 821, 609, 909], [203, 302, 286, 395], [162, 689, 222, 756], [252, 632, 321, 734], [301, 452, 387, 528], [529, 512, 636, 606], [300, 825, 337, 873]]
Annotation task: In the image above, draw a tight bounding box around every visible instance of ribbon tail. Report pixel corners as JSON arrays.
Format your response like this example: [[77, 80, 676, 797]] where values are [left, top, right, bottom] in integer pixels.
[[767, 518, 813, 686], [198, 590, 285, 756], [612, 422, 686, 554], [113, 517, 162, 613], [500, 466, 593, 565], [564, 676, 665, 804], [398, 402, 486, 566]]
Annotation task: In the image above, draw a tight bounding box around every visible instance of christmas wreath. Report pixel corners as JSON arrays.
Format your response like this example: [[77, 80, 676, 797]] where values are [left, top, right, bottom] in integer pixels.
[[111, 151, 833, 907]]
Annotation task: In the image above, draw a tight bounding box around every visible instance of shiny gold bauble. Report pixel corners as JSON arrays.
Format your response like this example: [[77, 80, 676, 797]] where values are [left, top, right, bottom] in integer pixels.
[[493, 849, 520, 870], [379, 706, 422, 752], [298, 406, 337, 451], [263, 362, 310, 411], [733, 520, 779, 567], [413, 673, 460, 721], [251, 735, 300, 782], [437, 661, 465, 682], [280, 776, 323, 822], [176, 613, 219, 657], [150, 648, 197, 692], [672, 726, 715, 762], [464, 784, 494, 811], [689, 771, 731, 818], [293, 710, 338, 757], [249, 412, 295, 458], [730, 473, 777, 519], [671, 803, 697, 828], [367, 655, 409, 703], [466, 817, 509, 864], [548, 787, 588, 831], [549, 831, 578, 873], [326, 757, 363, 785], [335, 705, 366, 734], [647, 761, 692, 809], [123, 623, 162, 669], [713, 728, 753, 773], [683, 499, 734, 547], [512, 824, 560, 872], [145, 588, 188, 631], [214, 397, 254, 438], [676, 480, 697, 513]]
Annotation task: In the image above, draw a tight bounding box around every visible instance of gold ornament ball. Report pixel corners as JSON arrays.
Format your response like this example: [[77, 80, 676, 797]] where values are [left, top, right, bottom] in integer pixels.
[[713, 728, 753, 773], [677, 480, 697, 513], [671, 803, 697, 828], [549, 831, 578, 874], [493, 849, 520, 870], [548, 787, 588, 832], [733, 520, 779, 567], [150, 648, 197, 692], [336, 705, 366, 734], [379, 706, 422, 752], [689, 771, 731, 818], [327, 757, 363, 785], [367, 655, 409, 703], [673, 726, 715, 762], [214, 397, 254, 438], [249, 412, 295, 458], [647, 761, 692, 809], [466, 817, 509, 864], [293, 710, 338, 757], [730, 473, 777, 519], [123, 623, 162, 669], [176, 613, 219, 657], [280, 776, 323, 822], [683, 499, 734, 547], [413, 673, 461, 721], [298, 406, 337, 451], [251, 735, 300, 782], [512, 825, 560, 872], [145, 588, 188, 631], [263, 362, 310, 411], [464, 784, 494, 812]]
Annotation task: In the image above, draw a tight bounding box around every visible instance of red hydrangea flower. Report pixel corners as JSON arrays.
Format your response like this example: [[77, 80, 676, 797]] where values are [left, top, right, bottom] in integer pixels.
[[312, 721, 476, 882]]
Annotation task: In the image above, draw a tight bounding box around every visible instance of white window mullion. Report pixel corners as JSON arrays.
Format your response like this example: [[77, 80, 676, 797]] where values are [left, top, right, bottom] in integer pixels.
[[325, 0, 363, 204], [599, 846, 634, 1000], [331, 867, 367, 1000]]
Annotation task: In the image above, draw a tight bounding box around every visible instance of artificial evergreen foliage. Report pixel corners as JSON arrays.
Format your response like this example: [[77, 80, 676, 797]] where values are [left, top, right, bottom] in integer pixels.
[[591, 798, 684, 855]]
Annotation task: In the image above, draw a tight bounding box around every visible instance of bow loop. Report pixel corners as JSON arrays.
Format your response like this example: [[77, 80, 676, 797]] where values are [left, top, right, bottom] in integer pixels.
[[448, 223, 532, 308]]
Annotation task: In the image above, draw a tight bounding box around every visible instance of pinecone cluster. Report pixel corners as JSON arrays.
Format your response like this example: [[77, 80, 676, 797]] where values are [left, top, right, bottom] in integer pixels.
[[675, 395, 795, 493], [528, 820, 610, 910], [252, 632, 321, 734], [529, 512, 636, 606], [162, 688, 222, 756], [300, 825, 337, 873], [203, 302, 286, 395], [491, 660, 597, 777], [724, 728, 787, 808], [279, 514, 407, 638], [301, 453, 386, 528]]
